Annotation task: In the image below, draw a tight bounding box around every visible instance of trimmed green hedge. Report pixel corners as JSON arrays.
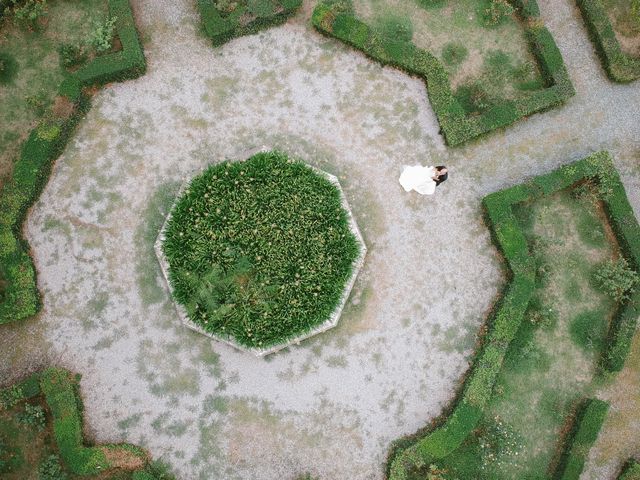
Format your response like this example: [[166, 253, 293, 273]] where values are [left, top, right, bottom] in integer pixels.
[[618, 460, 640, 480], [198, 0, 302, 47], [312, 0, 574, 146], [387, 152, 640, 479], [0, 0, 146, 325], [554, 399, 609, 480], [0, 368, 149, 475], [577, 0, 640, 83]]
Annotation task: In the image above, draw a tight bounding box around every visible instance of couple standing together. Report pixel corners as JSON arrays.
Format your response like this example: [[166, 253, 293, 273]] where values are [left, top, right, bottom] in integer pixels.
[[399, 165, 448, 195]]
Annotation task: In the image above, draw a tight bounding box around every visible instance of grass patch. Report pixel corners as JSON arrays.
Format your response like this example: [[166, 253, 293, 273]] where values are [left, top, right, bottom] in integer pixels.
[[162, 151, 361, 349], [569, 309, 609, 353]]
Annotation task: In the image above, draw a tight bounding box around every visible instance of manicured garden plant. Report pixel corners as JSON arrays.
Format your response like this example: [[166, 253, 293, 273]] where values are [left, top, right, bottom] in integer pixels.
[[162, 151, 360, 349], [577, 0, 640, 82], [197, 0, 302, 47]]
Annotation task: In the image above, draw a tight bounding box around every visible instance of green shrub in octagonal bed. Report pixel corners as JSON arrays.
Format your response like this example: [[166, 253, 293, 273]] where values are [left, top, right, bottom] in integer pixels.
[[162, 151, 361, 349]]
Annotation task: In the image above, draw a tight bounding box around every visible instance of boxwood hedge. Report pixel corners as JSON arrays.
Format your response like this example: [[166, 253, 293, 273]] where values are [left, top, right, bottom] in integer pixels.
[[198, 0, 302, 47], [554, 399, 610, 480], [387, 151, 640, 479], [0, 368, 149, 475], [312, 0, 574, 146], [577, 0, 640, 83], [0, 0, 146, 325]]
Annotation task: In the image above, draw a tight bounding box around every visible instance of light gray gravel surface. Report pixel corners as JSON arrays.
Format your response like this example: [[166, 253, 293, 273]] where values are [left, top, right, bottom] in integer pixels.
[[1, 0, 639, 479]]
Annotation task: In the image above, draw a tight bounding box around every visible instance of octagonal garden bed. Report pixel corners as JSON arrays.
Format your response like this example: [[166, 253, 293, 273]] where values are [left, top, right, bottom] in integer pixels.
[[155, 150, 366, 356]]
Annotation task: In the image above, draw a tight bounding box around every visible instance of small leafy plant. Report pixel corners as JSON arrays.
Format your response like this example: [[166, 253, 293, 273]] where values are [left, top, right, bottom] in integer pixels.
[[87, 16, 118, 54], [593, 258, 639, 302], [480, 0, 514, 27], [58, 43, 87, 69], [37, 454, 67, 480], [10, 0, 47, 30], [17, 403, 46, 431], [0, 385, 23, 410]]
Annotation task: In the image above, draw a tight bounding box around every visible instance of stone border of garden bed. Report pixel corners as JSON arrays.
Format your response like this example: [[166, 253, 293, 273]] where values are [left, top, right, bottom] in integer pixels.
[[577, 0, 640, 83], [154, 146, 367, 357], [0, 0, 146, 324], [312, 0, 575, 147], [386, 151, 640, 480], [197, 0, 302, 47]]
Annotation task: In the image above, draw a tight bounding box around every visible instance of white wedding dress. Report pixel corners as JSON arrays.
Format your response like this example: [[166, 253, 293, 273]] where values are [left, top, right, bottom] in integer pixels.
[[398, 165, 436, 195]]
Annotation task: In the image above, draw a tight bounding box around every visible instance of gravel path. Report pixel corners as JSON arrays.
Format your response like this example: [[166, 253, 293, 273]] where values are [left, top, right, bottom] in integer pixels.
[[1, 0, 639, 478]]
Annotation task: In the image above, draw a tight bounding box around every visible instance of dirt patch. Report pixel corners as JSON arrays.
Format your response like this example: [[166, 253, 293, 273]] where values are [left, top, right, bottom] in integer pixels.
[[100, 445, 148, 470], [51, 96, 76, 120]]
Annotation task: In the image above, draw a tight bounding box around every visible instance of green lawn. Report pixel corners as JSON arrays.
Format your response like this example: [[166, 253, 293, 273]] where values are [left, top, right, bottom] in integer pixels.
[[0, 0, 109, 187]]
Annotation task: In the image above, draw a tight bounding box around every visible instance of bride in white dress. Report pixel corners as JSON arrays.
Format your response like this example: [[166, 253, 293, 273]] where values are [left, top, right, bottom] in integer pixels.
[[399, 165, 448, 195]]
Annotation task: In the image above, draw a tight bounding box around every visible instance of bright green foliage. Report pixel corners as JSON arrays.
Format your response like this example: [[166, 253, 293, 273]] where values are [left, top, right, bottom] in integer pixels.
[[593, 258, 640, 302], [37, 454, 67, 480], [87, 15, 118, 53], [163, 151, 360, 348], [0, 0, 146, 325], [198, 0, 302, 47], [312, 0, 574, 146], [577, 0, 640, 82]]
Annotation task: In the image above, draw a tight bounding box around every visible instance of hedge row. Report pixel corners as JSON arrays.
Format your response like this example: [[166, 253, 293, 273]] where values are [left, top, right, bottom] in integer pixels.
[[0, 0, 146, 325], [0, 368, 149, 475], [554, 399, 610, 480], [387, 152, 640, 479], [577, 0, 640, 83], [619, 460, 640, 480], [311, 0, 574, 146], [197, 0, 302, 47]]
